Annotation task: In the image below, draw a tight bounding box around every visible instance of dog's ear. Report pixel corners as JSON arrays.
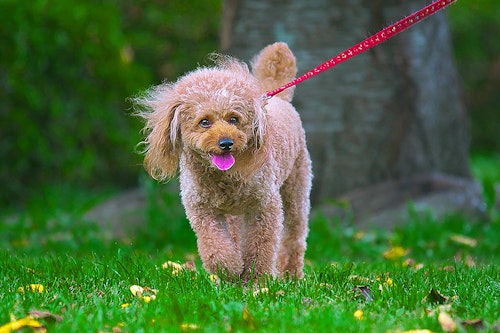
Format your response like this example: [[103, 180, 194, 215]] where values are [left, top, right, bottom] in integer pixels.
[[135, 84, 181, 180], [251, 98, 267, 149]]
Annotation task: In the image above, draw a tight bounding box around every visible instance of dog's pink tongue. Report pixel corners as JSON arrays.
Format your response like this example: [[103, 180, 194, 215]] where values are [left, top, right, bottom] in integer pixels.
[[212, 153, 235, 171]]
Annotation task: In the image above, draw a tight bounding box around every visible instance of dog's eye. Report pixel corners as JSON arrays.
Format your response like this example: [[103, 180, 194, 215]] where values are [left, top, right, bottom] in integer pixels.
[[228, 116, 239, 125], [199, 119, 211, 128]]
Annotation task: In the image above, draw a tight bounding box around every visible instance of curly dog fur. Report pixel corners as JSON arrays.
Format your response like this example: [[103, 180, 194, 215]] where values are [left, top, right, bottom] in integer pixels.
[[136, 42, 312, 282]]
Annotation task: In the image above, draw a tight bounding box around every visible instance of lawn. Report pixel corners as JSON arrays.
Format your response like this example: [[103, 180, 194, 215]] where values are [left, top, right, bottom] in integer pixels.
[[1, 158, 499, 332]]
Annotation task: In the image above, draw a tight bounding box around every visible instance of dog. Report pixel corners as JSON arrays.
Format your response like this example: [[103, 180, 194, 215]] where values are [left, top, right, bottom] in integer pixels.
[[136, 42, 312, 282]]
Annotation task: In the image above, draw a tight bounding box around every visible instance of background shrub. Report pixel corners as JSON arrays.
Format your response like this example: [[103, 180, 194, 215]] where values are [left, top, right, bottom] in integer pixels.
[[449, 0, 500, 153], [0, 0, 496, 210], [0, 0, 220, 209]]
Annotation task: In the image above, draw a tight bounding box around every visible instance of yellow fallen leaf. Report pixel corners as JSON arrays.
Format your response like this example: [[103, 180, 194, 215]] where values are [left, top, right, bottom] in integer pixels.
[[348, 275, 372, 284], [376, 276, 394, 287], [162, 261, 184, 275], [383, 246, 407, 260], [17, 284, 45, 293], [402, 330, 435, 333], [438, 312, 457, 332], [449, 234, 477, 247], [353, 309, 364, 320], [252, 287, 269, 297], [0, 316, 43, 333], [180, 323, 199, 331], [242, 306, 255, 330], [121, 303, 131, 309], [353, 231, 366, 240], [129, 285, 144, 297], [208, 274, 220, 284], [377, 276, 394, 292], [129, 285, 157, 303]]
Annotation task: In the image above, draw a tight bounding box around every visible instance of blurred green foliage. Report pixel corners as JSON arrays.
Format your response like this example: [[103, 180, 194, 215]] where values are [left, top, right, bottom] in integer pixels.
[[0, 0, 220, 209], [448, 0, 500, 153], [0, 0, 497, 210]]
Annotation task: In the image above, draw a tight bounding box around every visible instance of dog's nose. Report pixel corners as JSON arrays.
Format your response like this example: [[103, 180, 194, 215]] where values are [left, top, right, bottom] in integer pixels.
[[218, 138, 234, 151]]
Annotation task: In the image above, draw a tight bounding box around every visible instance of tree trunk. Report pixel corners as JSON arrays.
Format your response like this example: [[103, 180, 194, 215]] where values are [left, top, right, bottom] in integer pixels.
[[222, 0, 471, 207]]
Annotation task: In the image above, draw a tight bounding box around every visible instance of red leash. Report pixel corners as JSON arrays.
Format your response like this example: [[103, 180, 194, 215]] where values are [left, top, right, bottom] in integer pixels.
[[265, 0, 458, 98]]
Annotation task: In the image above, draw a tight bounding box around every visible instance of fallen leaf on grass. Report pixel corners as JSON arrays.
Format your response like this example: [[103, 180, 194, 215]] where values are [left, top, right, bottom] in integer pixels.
[[180, 323, 199, 331], [348, 275, 372, 284], [252, 288, 268, 297], [401, 330, 435, 333], [0, 316, 44, 333], [182, 261, 196, 272], [301, 297, 314, 307], [438, 312, 457, 332], [377, 275, 394, 293], [425, 288, 450, 304], [425, 304, 453, 317], [353, 309, 364, 320], [242, 306, 255, 330], [129, 285, 144, 297], [449, 234, 477, 247], [128, 285, 157, 303], [162, 261, 196, 275], [383, 246, 408, 260], [17, 284, 45, 293], [141, 296, 154, 303], [352, 285, 373, 302], [403, 258, 424, 271], [454, 253, 476, 267], [208, 274, 220, 285], [461, 319, 483, 330], [100, 322, 125, 333], [353, 231, 366, 240], [162, 261, 184, 275], [29, 310, 62, 323]]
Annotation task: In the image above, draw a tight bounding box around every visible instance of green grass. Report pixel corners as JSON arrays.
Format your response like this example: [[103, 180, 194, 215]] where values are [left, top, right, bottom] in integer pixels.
[[1, 157, 499, 332]]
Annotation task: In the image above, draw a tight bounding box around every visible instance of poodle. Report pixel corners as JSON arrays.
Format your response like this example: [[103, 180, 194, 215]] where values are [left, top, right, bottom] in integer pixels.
[[136, 42, 312, 282]]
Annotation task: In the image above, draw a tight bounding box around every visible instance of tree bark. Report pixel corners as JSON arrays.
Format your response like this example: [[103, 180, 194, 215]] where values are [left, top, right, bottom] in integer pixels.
[[222, 0, 470, 205]]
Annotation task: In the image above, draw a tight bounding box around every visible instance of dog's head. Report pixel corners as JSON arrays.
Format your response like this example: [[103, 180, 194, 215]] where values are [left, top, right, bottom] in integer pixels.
[[136, 57, 266, 180]]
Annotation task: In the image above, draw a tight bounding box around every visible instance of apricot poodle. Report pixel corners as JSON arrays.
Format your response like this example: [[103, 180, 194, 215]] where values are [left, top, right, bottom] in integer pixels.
[[136, 42, 312, 282]]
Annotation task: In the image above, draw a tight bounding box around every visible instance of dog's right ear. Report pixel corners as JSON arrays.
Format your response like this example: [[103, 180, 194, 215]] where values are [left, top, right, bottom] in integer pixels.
[[134, 83, 181, 181]]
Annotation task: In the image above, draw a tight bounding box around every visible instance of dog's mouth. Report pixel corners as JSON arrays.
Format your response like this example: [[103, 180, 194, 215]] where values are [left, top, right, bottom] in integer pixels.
[[211, 153, 235, 171]]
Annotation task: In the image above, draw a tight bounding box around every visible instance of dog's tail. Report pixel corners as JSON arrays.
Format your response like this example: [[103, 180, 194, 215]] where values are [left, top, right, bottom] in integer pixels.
[[251, 42, 297, 102]]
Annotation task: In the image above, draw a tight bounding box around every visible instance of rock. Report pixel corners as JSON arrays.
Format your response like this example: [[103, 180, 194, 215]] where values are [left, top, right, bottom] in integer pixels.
[[84, 188, 147, 240], [317, 172, 487, 229]]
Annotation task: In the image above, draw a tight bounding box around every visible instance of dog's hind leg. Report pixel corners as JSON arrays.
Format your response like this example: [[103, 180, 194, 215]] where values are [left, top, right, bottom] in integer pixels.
[[277, 151, 312, 279]]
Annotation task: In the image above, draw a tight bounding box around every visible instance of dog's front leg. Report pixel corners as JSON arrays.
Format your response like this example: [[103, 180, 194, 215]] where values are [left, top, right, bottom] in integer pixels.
[[240, 196, 283, 282], [186, 210, 244, 279]]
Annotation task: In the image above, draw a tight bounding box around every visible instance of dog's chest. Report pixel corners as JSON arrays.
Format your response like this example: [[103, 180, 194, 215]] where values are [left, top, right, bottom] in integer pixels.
[[203, 178, 262, 214], [182, 171, 265, 215]]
